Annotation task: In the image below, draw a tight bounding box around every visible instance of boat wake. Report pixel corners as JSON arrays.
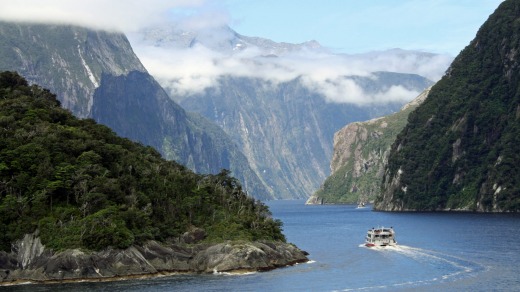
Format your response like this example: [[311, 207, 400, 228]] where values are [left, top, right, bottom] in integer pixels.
[[347, 245, 487, 291], [392, 245, 485, 279]]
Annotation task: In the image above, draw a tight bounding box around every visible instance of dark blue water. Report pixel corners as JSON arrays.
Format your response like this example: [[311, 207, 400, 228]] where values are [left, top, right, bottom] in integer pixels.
[[7, 200, 520, 291]]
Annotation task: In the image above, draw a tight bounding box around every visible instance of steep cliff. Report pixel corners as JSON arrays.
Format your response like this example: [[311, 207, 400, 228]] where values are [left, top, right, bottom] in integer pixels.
[[177, 73, 432, 199], [376, 0, 520, 211], [91, 71, 268, 199], [0, 21, 145, 118], [307, 88, 430, 204], [0, 22, 269, 199]]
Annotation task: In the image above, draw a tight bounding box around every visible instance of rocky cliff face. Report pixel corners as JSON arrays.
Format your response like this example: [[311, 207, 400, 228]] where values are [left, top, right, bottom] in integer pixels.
[[376, 0, 520, 212], [0, 22, 146, 118], [307, 88, 430, 204], [0, 233, 308, 284], [91, 71, 269, 199], [176, 74, 432, 199], [0, 22, 269, 199]]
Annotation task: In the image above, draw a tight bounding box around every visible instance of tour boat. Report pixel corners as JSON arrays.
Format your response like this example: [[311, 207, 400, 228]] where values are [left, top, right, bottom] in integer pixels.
[[365, 227, 397, 247], [356, 202, 366, 208]]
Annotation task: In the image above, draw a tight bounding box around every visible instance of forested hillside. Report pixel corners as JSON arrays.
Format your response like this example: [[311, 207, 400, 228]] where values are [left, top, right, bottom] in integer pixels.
[[376, 0, 520, 211], [0, 71, 285, 252]]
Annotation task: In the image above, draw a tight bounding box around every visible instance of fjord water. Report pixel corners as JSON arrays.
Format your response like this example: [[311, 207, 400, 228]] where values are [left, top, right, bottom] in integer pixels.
[[11, 200, 520, 291]]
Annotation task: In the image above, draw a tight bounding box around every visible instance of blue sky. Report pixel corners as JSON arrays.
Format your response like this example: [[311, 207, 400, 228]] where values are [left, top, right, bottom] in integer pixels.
[[0, 0, 504, 55], [223, 0, 504, 55]]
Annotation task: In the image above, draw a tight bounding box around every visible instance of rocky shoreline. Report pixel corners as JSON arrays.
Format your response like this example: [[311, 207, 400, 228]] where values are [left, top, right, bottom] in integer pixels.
[[0, 233, 309, 286]]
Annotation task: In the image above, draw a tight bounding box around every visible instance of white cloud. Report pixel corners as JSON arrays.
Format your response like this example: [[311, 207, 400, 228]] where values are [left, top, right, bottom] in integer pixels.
[[345, 49, 453, 81], [131, 38, 450, 105], [374, 85, 421, 104], [0, 0, 211, 32]]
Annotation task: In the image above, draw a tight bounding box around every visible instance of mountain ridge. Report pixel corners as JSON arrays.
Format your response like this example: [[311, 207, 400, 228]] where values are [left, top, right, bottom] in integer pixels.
[[132, 24, 447, 198], [375, 0, 520, 212], [132, 24, 324, 56]]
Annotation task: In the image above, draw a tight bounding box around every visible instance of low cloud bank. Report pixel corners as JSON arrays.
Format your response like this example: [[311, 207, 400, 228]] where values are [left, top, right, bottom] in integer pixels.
[[131, 34, 452, 105]]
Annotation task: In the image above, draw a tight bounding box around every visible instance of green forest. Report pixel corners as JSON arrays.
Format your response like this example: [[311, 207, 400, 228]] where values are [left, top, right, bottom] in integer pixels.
[[0, 71, 285, 252], [377, 0, 520, 211]]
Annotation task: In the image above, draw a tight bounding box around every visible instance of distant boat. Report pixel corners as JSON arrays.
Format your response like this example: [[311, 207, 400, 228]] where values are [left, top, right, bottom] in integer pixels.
[[365, 227, 397, 247], [356, 201, 366, 208]]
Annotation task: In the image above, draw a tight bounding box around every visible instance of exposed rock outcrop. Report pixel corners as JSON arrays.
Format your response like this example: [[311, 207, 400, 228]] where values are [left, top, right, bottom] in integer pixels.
[[308, 88, 430, 204], [90, 71, 269, 199], [0, 21, 146, 118], [0, 234, 308, 285]]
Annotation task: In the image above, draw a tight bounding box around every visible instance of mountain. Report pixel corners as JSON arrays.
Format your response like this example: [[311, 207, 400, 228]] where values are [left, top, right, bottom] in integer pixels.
[[375, 0, 520, 212], [0, 21, 145, 118], [0, 72, 307, 282], [0, 71, 285, 249], [91, 71, 269, 199], [0, 21, 269, 199], [307, 88, 430, 204], [133, 25, 323, 55], [175, 73, 432, 199], [132, 25, 444, 199]]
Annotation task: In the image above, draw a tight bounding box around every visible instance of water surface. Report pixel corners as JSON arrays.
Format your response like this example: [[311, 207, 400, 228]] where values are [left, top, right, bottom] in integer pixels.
[[8, 200, 520, 291]]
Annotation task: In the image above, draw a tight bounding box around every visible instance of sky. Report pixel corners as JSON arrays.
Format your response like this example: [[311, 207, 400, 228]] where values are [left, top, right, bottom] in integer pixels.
[[223, 0, 504, 55], [0, 0, 503, 55], [0, 0, 505, 105]]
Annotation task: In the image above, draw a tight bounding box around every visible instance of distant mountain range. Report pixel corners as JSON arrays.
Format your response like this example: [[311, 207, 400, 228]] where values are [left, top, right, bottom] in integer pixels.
[[172, 74, 432, 199], [134, 25, 437, 198]]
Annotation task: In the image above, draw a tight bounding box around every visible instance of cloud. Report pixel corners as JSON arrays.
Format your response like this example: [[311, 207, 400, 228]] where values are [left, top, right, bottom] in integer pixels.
[[0, 0, 212, 32], [131, 36, 450, 105], [301, 78, 421, 105], [344, 49, 453, 81]]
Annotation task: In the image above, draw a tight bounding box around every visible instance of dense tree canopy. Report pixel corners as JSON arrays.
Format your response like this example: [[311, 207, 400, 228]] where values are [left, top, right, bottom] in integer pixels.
[[0, 71, 285, 252], [377, 0, 520, 211]]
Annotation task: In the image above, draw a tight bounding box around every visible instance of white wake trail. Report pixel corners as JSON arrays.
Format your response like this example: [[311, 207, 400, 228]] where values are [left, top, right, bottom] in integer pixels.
[[345, 244, 487, 291]]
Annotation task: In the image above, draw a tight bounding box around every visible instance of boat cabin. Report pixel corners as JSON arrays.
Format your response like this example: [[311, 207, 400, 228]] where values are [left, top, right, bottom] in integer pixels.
[[365, 227, 396, 247]]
